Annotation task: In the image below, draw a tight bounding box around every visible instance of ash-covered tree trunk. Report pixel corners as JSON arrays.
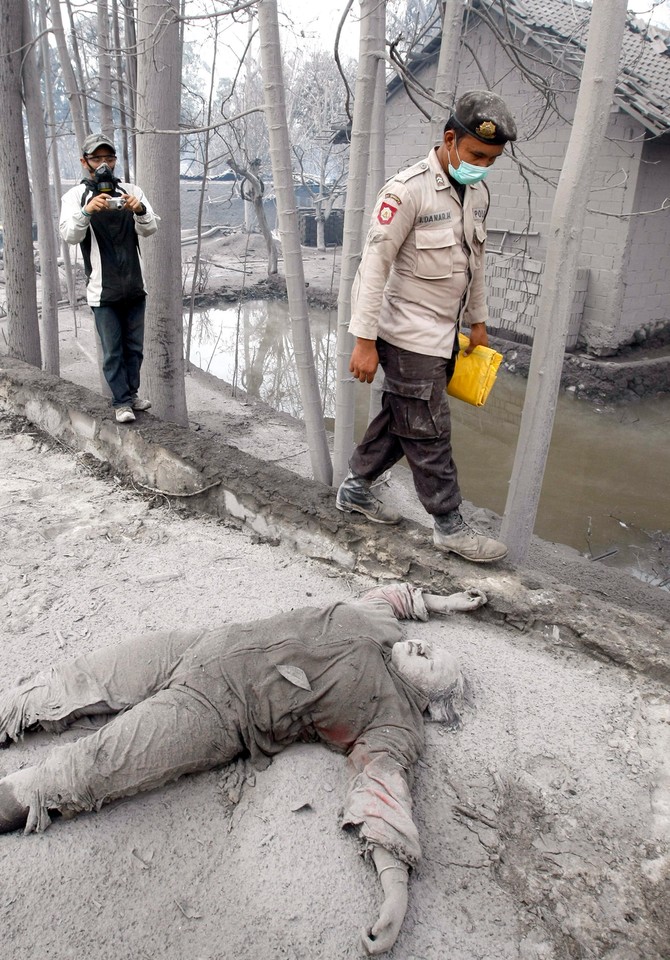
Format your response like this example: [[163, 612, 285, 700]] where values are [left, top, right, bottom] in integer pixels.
[[97, 0, 114, 137], [0, 0, 41, 367], [39, 1, 76, 317], [332, 0, 379, 485], [257, 0, 332, 485], [429, 0, 463, 147], [123, 0, 138, 170], [135, 0, 188, 425], [366, 0, 386, 426], [22, 0, 61, 374], [185, 23, 220, 370], [50, 0, 87, 148], [64, 0, 91, 131], [227, 157, 278, 276], [111, 0, 131, 178], [500, 0, 629, 564]]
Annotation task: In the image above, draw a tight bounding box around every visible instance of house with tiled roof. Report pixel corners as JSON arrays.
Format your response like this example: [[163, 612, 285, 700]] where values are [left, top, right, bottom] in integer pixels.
[[383, 0, 670, 355]]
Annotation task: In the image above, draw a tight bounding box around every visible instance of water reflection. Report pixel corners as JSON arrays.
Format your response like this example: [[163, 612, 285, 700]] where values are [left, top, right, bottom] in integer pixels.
[[187, 300, 338, 420], [186, 300, 670, 587]]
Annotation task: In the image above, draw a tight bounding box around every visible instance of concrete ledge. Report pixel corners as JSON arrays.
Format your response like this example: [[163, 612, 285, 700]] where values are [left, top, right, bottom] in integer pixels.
[[2, 355, 669, 687]]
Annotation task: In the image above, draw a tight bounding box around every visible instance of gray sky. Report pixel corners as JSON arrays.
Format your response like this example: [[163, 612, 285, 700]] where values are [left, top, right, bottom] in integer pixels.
[[194, 0, 670, 77]]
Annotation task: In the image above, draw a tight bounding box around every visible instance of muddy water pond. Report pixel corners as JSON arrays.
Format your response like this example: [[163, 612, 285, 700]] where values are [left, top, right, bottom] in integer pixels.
[[186, 300, 670, 588]]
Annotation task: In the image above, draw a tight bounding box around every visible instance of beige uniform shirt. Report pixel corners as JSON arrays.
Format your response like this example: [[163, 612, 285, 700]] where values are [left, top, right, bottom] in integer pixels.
[[350, 148, 490, 358]]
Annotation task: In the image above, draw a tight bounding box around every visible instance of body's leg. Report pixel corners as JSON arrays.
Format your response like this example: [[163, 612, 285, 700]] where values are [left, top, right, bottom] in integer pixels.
[[0, 628, 203, 744], [2, 681, 244, 833], [364, 340, 461, 516], [93, 303, 130, 406], [349, 405, 405, 483], [349, 339, 406, 483], [377, 343, 505, 559], [120, 297, 146, 400]]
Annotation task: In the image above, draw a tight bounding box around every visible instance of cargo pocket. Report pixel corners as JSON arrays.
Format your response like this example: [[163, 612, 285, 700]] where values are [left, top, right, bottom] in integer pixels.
[[471, 223, 487, 268], [414, 227, 456, 280], [384, 376, 450, 439]]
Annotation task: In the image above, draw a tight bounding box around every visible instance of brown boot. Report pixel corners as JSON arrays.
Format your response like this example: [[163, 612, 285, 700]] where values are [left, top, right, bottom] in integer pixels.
[[434, 512, 508, 563], [336, 471, 401, 525]]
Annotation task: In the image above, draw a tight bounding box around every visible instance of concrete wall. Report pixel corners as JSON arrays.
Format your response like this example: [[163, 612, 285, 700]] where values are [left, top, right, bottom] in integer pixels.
[[619, 135, 670, 347], [383, 19, 668, 355]]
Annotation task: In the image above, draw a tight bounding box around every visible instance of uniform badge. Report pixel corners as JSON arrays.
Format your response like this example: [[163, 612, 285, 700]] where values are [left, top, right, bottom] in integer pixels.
[[435, 174, 445, 187], [476, 120, 496, 140], [384, 192, 402, 206], [378, 201, 398, 225]]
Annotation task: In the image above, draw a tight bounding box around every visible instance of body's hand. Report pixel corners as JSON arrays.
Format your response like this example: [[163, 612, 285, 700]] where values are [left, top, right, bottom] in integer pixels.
[[122, 192, 145, 215], [363, 845, 409, 955], [350, 338, 379, 383], [83, 194, 112, 215], [424, 587, 488, 614], [464, 322, 488, 355], [362, 884, 408, 955]]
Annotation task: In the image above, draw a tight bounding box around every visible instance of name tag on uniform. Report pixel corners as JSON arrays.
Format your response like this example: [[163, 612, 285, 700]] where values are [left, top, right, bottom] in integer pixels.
[[472, 208, 486, 221], [417, 212, 452, 225]]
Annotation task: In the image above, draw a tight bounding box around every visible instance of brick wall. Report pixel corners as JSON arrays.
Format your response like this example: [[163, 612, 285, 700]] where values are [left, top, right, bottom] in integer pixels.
[[383, 21, 666, 354], [619, 135, 670, 347]]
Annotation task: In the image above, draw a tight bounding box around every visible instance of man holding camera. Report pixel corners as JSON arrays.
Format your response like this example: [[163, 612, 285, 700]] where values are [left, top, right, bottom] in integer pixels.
[[60, 133, 157, 424]]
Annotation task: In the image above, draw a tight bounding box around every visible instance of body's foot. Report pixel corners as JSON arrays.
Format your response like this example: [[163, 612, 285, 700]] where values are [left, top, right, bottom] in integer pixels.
[[115, 406, 136, 424], [336, 471, 401, 525], [131, 397, 152, 411], [0, 777, 29, 834], [434, 511, 507, 563]]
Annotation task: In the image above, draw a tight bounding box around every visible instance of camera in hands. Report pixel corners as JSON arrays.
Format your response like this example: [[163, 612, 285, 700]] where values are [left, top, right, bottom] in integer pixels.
[[107, 196, 126, 210]]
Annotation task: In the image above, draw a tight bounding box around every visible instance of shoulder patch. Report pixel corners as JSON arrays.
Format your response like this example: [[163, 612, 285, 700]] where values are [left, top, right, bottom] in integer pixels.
[[384, 192, 402, 206], [378, 202, 398, 225]]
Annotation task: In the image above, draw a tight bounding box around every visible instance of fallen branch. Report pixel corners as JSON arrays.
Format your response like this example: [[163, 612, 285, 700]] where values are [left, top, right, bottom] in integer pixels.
[[135, 478, 222, 498]]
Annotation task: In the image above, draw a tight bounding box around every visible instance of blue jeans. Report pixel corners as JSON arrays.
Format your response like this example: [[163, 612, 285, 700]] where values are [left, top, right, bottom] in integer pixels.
[[92, 298, 146, 407]]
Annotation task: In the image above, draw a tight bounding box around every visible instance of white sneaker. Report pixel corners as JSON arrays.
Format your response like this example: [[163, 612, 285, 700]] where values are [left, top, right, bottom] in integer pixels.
[[131, 397, 152, 411], [115, 406, 136, 424]]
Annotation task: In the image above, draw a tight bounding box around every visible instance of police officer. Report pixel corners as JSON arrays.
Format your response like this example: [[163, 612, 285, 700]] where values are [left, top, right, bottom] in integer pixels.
[[336, 90, 517, 564]]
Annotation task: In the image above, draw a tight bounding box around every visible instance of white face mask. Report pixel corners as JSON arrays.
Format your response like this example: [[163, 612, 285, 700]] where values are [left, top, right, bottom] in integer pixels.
[[447, 142, 490, 185]]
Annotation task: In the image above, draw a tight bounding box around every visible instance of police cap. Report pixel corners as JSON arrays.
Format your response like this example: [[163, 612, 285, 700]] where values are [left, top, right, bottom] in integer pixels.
[[81, 133, 116, 157], [446, 90, 517, 145]]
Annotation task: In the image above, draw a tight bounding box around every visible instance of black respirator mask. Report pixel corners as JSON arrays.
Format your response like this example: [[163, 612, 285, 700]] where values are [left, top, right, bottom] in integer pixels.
[[83, 162, 120, 194]]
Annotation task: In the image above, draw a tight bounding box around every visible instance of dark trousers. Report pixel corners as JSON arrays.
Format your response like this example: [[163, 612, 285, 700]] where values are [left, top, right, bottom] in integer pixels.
[[92, 297, 146, 407], [350, 338, 462, 517]]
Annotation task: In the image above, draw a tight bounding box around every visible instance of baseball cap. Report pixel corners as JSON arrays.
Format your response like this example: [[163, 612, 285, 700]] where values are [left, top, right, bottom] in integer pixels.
[[81, 133, 116, 156]]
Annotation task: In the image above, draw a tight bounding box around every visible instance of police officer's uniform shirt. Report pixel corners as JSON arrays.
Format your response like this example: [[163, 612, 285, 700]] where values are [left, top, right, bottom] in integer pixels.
[[350, 148, 489, 359]]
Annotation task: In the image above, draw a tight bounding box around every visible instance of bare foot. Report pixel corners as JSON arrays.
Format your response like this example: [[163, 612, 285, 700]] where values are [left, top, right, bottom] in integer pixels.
[[0, 776, 29, 833]]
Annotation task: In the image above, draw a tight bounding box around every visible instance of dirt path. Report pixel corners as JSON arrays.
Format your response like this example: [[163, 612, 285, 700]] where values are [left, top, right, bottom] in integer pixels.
[[1, 416, 669, 960], [1, 230, 668, 957]]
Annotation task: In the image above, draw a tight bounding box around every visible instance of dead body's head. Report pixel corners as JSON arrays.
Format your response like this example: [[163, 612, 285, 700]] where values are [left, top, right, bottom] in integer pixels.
[[391, 640, 469, 727]]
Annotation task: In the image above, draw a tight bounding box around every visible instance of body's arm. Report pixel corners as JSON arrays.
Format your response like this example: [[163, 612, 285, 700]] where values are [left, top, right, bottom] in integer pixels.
[[58, 184, 157, 246], [59, 187, 93, 245], [342, 740, 422, 955], [348, 183, 416, 383], [361, 582, 487, 622], [423, 588, 487, 614], [361, 845, 409, 956], [120, 183, 158, 237], [463, 186, 489, 354]]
